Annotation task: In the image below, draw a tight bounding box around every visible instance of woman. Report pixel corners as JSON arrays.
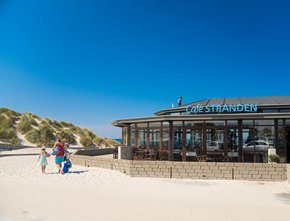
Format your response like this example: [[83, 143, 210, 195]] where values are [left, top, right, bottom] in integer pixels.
[[52, 138, 65, 174]]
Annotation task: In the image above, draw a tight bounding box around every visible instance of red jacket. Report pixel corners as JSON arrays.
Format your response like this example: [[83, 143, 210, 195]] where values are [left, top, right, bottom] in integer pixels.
[[56, 143, 64, 157]]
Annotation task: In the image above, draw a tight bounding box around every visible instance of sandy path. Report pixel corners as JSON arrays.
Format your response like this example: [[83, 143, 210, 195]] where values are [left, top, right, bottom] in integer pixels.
[[0, 152, 289, 221]]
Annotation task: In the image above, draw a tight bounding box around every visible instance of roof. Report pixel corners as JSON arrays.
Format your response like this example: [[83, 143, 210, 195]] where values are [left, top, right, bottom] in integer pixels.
[[155, 96, 290, 115], [112, 112, 290, 126]]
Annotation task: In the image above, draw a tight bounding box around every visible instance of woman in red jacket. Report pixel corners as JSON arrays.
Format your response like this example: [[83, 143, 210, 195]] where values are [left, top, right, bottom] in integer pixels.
[[52, 138, 65, 173]]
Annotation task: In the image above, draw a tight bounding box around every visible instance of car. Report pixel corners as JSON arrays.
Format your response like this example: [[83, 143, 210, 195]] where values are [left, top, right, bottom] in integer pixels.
[[243, 140, 270, 152], [207, 141, 220, 151], [255, 136, 268, 142], [267, 137, 275, 147]]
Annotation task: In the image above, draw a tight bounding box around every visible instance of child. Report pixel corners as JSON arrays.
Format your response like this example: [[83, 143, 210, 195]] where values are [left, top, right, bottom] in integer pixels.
[[38, 147, 50, 174]]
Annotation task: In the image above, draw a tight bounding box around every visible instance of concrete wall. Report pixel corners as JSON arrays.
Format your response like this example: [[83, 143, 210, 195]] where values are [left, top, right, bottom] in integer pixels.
[[71, 155, 288, 182], [71, 155, 131, 175], [0, 143, 34, 151]]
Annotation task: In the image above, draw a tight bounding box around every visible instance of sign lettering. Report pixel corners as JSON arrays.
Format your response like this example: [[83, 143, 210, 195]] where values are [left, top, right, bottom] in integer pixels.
[[186, 104, 258, 114]]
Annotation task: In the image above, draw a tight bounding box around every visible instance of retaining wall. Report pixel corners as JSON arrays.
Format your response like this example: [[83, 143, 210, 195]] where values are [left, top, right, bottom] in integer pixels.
[[71, 155, 288, 182], [0, 143, 34, 151]]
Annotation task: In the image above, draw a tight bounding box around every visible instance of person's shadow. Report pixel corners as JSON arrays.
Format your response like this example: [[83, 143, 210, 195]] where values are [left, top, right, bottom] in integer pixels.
[[67, 170, 88, 174], [46, 170, 88, 175]]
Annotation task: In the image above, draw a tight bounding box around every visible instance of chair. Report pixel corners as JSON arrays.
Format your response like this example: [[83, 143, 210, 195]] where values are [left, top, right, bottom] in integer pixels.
[[132, 147, 147, 160], [132, 147, 139, 160], [145, 149, 157, 161], [196, 154, 207, 162], [113, 147, 118, 159]]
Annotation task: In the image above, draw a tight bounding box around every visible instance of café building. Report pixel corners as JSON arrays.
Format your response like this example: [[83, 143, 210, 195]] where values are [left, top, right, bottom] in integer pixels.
[[113, 96, 290, 163]]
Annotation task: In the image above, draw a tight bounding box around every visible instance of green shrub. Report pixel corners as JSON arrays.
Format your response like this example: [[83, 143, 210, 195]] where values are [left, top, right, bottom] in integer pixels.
[[0, 114, 14, 129], [52, 120, 63, 130], [0, 112, 19, 144], [60, 121, 74, 128], [25, 129, 41, 145], [68, 125, 84, 136], [104, 138, 120, 147], [39, 123, 55, 146], [29, 117, 38, 127], [25, 125, 55, 146], [93, 136, 104, 146], [17, 115, 33, 134], [0, 128, 15, 140], [10, 137, 20, 145], [25, 112, 41, 120], [0, 108, 21, 118], [39, 121, 55, 132], [268, 154, 280, 163], [56, 129, 76, 144], [83, 129, 96, 139], [80, 135, 94, 147], [21, 114, 39, 126]]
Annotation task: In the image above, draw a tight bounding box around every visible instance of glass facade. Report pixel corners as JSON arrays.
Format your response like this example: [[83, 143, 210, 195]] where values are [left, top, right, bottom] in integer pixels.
[[123, 118, 290, 163]]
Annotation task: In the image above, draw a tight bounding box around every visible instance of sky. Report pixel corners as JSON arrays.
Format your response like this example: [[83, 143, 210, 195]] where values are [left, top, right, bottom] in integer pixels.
[[0, 0, 289, 138]]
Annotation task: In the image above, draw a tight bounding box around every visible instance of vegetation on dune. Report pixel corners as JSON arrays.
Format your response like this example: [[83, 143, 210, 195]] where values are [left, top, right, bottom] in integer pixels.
[[56, 129, 76, 144], [0, 108, 119, 147], [22, 114, 39, 127], [0, 128, 19, 144], [60, 121, 71, 128], [0, 108, 21, 123], [83, 129, 96, 139], [17, 115, 33, 134], [39, 123, 55, 146], [80, 135, 94, 147], [68, 125, 84, 136], [93, 136, 119, 147], [103, 138, 119, 147], [39, 121, 55, 132], [0, 114, 19, 144], [93, 136, 104, 146], [45, 119, 63, 131], [25, 112, 41, 121], [25, 124, 55, 146], [25, 129, 41, 145], [0, 114, 14, 128], [79, 128, 96, 147]]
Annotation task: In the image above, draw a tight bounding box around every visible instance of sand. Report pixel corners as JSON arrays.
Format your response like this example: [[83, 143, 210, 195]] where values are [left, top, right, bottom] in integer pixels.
[[0, 149, 290, 221]]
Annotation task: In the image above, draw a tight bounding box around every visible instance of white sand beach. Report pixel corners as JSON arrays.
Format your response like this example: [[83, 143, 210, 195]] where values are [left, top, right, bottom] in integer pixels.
[[0, 149, 290, 221]]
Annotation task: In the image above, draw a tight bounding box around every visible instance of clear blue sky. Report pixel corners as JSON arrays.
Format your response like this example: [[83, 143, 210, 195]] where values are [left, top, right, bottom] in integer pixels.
[[0, 0, 289, 138]]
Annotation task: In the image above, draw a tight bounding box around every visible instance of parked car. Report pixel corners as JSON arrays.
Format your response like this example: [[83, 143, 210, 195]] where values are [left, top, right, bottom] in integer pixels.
[[255, 136, 268, 142], [243, 140, 270, 152], [267, 137, 275, 147], [207, 141, 220, 151]]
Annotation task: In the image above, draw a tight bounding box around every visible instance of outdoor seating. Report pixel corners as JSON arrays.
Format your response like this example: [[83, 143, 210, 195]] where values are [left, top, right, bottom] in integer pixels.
[[185, 151, 197, 161], [226, 151, 239, 162], [113, 147, 118, 159], [196, 154, 207, 162], [132, 147, 145, 160], [173, 149, 182, 161], [207, 151, 223, 161], [145, 149, 157, 161]]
